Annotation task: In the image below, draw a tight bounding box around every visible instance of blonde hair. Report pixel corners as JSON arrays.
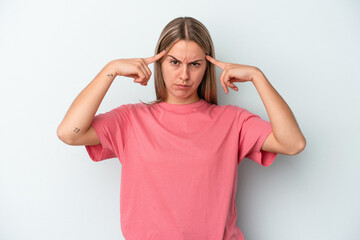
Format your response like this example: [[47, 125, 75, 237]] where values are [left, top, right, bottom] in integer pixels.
[[140, 16, 218, 106]]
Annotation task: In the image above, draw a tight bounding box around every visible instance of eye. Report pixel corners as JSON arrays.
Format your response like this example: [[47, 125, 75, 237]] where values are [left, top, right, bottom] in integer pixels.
[[170, 60, 179, 65], [191, 62, 200, 67]]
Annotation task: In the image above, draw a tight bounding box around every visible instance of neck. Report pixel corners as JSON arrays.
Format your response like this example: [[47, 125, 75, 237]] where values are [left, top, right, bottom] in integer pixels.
[[164, 96, 201, 105]]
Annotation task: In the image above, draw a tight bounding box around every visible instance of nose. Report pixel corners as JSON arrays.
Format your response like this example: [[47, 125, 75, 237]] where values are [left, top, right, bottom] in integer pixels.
[[179, 64, 190, 81]]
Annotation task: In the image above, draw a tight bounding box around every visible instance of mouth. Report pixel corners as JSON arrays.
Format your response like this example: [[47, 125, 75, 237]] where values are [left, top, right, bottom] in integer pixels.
[[176, 84, 191, 87]]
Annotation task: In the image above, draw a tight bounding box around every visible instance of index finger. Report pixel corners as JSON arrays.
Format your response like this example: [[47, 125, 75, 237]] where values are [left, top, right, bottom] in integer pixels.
[[144, 50, 166, 65], [206, 55, 226, 69]]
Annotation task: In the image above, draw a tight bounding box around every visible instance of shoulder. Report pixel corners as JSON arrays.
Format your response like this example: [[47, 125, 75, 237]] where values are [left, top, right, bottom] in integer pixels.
[[206, 104, 250, 123], [215, 104, 262, 126], [226, 104, 257, 116], [215, 103, 249, 115], [111, 102, 145, 112], [110, 102, 155, 118]]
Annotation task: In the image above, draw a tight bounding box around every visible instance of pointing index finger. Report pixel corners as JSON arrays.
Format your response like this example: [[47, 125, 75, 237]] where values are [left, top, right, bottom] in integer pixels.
[[206, 55, 226, 69], [144, 50, 166, 65]]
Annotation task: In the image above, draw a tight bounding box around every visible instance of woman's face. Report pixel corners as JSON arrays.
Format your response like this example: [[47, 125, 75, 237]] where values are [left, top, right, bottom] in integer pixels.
[[161, 40, 207, 104]]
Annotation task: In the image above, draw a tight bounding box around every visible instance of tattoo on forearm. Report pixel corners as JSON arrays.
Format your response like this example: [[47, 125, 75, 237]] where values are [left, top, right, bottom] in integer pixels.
[[106, 73, 114, 77], [73, 127, 80, 133]]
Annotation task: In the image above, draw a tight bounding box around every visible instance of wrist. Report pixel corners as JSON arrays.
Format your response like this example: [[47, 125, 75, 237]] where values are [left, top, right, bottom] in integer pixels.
[[105, 60, 119, 77], [251, 67, 265, 84]]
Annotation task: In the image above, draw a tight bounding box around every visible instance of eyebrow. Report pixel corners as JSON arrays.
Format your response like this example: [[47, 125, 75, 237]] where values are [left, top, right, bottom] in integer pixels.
[[167, 55, 204, 63]]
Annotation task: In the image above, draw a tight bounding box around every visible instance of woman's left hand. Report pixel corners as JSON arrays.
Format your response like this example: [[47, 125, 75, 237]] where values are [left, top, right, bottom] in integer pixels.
[[206, 55, 260, 94]]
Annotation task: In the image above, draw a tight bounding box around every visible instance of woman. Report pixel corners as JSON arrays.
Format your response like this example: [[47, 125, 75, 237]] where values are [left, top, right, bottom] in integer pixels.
[[57, 16, 306, 240]]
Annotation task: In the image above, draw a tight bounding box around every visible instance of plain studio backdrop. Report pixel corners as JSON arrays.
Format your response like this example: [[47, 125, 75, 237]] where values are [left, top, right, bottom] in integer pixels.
[[0, 0, 359, 239]]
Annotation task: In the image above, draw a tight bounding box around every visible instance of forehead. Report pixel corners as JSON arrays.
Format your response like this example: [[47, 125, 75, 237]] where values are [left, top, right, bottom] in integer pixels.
[[166, 40, 205, 60]]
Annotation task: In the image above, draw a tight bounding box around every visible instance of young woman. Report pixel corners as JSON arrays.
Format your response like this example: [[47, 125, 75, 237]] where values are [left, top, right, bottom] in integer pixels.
[[57, 16, 306, 240]]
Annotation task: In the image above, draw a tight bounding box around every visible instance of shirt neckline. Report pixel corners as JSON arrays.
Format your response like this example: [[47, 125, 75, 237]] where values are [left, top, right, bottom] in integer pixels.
[[157, 98, 207, 113]]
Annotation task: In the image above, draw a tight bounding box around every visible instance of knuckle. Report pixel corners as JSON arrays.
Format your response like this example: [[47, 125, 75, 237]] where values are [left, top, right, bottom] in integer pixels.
[[142, 59, 149, 65]]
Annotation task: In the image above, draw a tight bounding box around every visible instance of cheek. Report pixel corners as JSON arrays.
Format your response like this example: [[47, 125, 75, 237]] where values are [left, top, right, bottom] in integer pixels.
[[162, 64, 175, 74], [162, 67, 181, 82], [194, 66, 207, 79], [161, 65, 171, 82]]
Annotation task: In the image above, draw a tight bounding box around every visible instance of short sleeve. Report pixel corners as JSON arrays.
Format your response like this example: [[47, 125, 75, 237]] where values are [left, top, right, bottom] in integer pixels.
[[85, 105, 130, 164], [237, 108, 277, 167]]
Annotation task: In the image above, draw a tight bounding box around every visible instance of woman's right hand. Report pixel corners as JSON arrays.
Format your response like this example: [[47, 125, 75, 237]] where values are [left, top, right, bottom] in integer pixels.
[[111, 50, 166, 86]]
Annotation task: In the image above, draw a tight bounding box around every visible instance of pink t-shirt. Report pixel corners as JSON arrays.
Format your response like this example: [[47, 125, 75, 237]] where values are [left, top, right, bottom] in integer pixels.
[[85, 98, 277, 240]]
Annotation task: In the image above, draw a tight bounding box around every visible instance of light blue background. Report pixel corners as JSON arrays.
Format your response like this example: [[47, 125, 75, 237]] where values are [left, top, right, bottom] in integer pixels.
[[0, 0, 359, 239]]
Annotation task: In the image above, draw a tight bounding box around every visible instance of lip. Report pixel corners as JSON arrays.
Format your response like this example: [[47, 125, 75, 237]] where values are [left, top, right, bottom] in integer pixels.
[[176, 84, 191, 89]]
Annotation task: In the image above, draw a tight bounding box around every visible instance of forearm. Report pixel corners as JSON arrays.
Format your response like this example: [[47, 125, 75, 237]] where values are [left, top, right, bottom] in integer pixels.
[[57, 61, 117, 141], [252, 68, 306, 151]]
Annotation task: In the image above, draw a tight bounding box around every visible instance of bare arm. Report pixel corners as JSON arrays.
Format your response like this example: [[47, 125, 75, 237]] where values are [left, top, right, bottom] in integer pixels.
[[252, 69, 306, 155], [205, 55, 306, 155], [57, 50, 166, 146], [56, 62, 117, 145]]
